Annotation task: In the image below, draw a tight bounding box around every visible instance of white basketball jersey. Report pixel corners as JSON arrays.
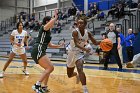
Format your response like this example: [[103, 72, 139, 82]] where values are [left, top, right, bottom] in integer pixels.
[[69, 28, 89, 51], [11, 30, 27, 48]]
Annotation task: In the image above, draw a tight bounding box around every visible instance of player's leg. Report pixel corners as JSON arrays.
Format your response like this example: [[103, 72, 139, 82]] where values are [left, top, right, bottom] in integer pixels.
[[76, 59, 88, 93], [32, 55, 54, 93], [66, 50, 77, 78], [67, 66, 77, 78], [20, 53, 29, 75], [112, 44, 122, 69], [0, 52, 15, 78]]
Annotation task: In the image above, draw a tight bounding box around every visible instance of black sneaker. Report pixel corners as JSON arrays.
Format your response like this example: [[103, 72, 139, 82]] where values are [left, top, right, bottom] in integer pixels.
[[32, 84, 45, 93], [42, 86, 50, 92]]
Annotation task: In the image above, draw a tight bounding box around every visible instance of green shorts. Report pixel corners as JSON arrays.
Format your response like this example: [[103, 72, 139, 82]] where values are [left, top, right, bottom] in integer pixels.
[[31, 44, 46, 64]]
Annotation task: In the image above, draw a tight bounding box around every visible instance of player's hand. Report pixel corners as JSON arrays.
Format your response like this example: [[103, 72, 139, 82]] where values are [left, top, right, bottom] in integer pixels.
[[60, 42, 65, 47], [85, 48, 91, 53], [54, 9, 58, 19]]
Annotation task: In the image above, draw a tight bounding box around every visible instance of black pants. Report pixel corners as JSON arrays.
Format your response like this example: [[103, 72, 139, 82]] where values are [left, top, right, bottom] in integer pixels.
[[126, 46, 133, 62], [107, 10, 116, 18], [103, 43, 122, 68]]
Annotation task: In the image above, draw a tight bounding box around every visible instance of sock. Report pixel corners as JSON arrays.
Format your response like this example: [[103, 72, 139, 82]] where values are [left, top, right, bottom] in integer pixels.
[[83, 85, 87, 90], [36, 81, 41, 85], [42, 85, 47, 88]]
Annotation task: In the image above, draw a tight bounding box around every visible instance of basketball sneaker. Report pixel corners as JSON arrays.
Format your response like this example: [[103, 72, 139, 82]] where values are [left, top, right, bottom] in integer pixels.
[[83, 88, 89, 93], [126, 62, 134, 68], [0, 71, 4, 78], [42, 86, 50, 92], [32, 84, 45, 93], [22, 69, 29, 75]]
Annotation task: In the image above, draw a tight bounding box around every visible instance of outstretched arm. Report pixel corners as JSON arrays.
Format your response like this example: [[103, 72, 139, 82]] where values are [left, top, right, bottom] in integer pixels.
[[48, 42, 64, 48], [44, 9, 58, 31], [88, 32, 100, 45]]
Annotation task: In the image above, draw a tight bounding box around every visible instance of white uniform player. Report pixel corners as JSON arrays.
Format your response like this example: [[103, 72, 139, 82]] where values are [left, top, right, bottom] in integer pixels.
[[11, 30, 27, 55], [126, 53, 140, 68], [66, 17, 100, 93], [0, 22, 29, 78], [67, 28, 93, 67]]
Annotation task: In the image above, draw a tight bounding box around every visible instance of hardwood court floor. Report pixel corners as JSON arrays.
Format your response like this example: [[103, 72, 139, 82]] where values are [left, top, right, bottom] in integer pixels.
[[0, 57, 140, 93]]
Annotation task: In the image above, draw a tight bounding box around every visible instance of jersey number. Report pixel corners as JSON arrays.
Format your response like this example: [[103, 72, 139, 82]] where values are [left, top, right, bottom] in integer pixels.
[[18, 39, 22, 43]]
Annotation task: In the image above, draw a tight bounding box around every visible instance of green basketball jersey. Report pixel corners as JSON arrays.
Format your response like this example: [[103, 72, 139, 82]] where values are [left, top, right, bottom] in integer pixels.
[[35, 25, 52, 49]]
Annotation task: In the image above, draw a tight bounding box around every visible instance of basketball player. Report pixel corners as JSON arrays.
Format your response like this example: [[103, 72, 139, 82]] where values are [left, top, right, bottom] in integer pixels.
[[126, 53, 140, 68], [66, 16, 100, 93], [0, 22, 29, 78], [31, 10, 64, 93]]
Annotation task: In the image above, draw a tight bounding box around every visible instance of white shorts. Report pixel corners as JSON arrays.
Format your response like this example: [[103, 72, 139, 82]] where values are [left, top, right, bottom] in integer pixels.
[[11, 47, 25, 55], [67, 50, 84, 68], [66, 44, 94, 68]]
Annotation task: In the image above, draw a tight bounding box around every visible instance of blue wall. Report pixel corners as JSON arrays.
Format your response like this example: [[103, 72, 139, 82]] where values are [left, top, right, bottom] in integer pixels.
[[73, 0, 118, 11], [88, 0, 117, 10], [73, 0, 84, 11], [133, 32, 140, 55]]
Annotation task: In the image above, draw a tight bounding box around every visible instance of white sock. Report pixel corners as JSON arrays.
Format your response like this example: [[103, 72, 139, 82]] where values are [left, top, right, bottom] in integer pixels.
[[36, 81, 41, 85], [83, 85, 87, 89]]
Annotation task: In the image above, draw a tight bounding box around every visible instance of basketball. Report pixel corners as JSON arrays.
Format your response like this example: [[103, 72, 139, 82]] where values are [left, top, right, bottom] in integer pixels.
[[100, 39, 113, 51]]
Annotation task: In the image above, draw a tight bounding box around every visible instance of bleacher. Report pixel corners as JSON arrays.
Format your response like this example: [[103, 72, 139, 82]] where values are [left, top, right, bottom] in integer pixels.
[[0, 3, 140, 63]]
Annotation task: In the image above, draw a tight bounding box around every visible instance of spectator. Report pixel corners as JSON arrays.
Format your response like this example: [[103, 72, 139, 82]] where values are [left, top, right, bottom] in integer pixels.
[[91, 2, 99, 17], [97, 11, 105, 21], [53, 20, 61, 33], [86, 10, 92, 18], [115, 4, 125, 20], [71, 6, 77, 16], [106, 4, 117, 19], [89, 3, 94, 11], [125, 28, 135, 62], [33, 21, 41, 31], [29, 19, 35, 30], [68, 7, 72, 17]]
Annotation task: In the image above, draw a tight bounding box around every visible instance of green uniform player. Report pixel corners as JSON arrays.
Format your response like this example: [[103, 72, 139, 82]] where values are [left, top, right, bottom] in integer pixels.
[[31, 10, 64, 93]]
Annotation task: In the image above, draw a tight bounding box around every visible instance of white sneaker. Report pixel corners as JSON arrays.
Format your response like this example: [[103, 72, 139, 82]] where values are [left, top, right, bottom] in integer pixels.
[[76, 75, 80, 84], [83, 88, 89, 93], [0, 71, 4, 78], [22, 70, 29, 75]]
